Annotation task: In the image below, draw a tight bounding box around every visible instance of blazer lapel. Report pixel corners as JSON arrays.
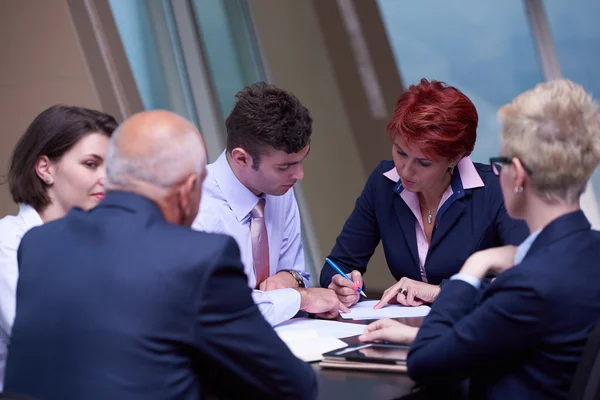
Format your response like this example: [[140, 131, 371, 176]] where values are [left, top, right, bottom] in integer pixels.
[[392, 194, 420, 268], [430, 200, 466, 250], [429, 168, 469, 251]]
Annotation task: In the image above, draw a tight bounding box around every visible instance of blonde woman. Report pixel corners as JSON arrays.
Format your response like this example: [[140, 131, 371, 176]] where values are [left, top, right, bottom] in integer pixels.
[[359, 80, 600, 399]]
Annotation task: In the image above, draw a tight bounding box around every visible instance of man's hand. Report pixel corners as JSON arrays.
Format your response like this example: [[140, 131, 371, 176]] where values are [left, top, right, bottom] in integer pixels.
[[297, 288, 351, 319], [461, 245, 518, 279], [358, 318, 419, 345], [258, 271, 299, 291], [374, 278, 440, 309], [328, 270, 363, 308]]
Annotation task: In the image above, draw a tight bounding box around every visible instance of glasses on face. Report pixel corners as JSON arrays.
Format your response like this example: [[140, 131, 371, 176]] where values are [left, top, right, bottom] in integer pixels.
[[489, 156, 533, 176]]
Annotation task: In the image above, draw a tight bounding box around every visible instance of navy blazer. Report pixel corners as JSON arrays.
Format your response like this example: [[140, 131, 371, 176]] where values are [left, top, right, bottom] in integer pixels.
[[5, 192, 317, 400], [408, 211, 600, 399], [320, 160, 528, 288]]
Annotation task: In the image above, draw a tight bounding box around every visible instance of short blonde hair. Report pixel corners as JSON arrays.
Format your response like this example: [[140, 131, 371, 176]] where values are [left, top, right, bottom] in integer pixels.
[[499, 79, 600, 204]]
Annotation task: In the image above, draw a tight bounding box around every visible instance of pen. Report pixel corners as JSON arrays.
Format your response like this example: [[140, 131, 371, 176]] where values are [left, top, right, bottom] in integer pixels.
[[325, 257, 367, 298]]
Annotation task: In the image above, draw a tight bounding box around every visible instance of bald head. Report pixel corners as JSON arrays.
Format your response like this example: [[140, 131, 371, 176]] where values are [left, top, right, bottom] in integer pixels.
[[106, 110, 206, 189]]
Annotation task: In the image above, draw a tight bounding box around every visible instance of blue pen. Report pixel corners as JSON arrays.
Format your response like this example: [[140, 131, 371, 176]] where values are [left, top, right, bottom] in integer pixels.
[[325, 258, 367, 298]]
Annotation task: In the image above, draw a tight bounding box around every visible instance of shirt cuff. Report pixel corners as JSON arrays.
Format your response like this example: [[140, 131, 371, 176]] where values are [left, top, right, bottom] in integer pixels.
[[252, 288, 301, 327], [300, 272, 311, 288], [450, 273, 481, 290]]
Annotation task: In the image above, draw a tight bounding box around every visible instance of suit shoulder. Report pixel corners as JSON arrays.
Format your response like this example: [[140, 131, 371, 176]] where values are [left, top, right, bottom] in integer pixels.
[[372, 160, 394, 175], [355, 161, 396, 203], [473, 163, 498, 186], [472, 162, 503, 198], [155, 224, 241, 264], [161, 223, 237, 247], [504, 230, 600, 290], [365, 160, 395, 184], [19, 217, 68, 248]]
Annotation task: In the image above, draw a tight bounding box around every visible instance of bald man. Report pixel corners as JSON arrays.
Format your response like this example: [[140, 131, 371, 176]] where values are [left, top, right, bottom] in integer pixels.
[[4, 111, 317, 400]]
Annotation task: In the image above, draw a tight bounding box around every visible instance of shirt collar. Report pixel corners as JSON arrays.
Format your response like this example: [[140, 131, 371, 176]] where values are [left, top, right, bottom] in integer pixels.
[[211, 151, 263, 222], [18, 203, 43, 229], [383, 156, 485, 190], [514, 229, 542, 265]]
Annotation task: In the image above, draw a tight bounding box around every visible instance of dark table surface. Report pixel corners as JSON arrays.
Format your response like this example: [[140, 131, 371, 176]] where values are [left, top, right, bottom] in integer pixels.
[[313, 317, 424, 400]]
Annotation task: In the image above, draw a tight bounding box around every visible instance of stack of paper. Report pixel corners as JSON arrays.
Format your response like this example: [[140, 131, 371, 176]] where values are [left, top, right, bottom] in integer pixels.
[[276, 329, 348, 362], [275, 318, 367, 362], [275, 317, 366, 338], [340, 300, 430, 320]]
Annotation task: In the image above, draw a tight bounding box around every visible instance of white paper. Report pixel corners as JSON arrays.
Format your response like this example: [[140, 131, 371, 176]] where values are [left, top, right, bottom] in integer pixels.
[[340, 300, 430, 320], [276, 328, 348, 362], [274, 317, 366, 338]]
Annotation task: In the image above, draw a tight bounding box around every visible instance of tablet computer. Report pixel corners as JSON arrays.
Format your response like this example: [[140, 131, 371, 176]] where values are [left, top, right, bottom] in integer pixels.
[[323, 343, 409, 365]]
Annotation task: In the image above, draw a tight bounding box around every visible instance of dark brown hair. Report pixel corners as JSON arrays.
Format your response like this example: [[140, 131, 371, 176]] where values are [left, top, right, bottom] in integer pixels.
[[7, 105, 118, 210], [226, 82, 312, 169]]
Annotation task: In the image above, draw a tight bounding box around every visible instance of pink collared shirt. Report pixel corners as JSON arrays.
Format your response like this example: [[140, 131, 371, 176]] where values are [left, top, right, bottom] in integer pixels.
[[383, 157, 485, 282]]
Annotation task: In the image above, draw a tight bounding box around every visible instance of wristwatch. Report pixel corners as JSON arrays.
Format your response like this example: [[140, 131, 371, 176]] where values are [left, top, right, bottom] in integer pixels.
[[284, 269, 306, 288]]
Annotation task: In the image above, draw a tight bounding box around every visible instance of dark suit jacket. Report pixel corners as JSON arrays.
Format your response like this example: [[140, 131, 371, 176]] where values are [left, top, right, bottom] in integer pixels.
[[5, 192, 317, 400], [320, 161, 528, 288], [408, 210, 600, 399]]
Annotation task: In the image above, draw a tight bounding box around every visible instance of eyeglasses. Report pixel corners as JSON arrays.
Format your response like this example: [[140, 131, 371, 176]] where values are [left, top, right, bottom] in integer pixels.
[[489, 156, 533, 176]]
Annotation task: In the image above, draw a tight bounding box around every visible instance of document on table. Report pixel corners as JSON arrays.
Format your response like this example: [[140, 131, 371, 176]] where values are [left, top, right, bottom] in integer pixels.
[[274, 317, 366, 338], [274, 318, 367, 362], [276, 329, 348, 362], [340, 300, 430, 320]]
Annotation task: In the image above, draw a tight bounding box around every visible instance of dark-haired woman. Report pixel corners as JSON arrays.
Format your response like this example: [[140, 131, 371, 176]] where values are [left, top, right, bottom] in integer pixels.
[[320, 79, 528, 308], [0, 105, 117, 389]]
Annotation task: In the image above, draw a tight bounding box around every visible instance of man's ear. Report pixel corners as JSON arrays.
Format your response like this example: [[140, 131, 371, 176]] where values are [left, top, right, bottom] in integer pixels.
[[177, 174, 198, 214], [35, 155, 54, 185], [230, 148, 253, 168]]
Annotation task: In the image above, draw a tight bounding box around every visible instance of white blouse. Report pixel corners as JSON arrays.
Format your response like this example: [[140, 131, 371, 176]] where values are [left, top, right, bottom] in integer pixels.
[[0, 204, 43, 389]]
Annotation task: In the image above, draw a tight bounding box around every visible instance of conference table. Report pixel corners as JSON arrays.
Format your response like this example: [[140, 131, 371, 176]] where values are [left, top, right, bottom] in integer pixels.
[[313, 317, 424, 400]]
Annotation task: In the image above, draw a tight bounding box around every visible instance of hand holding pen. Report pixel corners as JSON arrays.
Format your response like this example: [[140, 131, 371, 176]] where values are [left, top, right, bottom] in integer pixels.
[[325, 258, 367, 308]]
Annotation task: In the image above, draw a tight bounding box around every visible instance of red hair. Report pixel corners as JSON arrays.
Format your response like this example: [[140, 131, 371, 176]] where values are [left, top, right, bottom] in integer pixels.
[[386, 79, 478, 161]]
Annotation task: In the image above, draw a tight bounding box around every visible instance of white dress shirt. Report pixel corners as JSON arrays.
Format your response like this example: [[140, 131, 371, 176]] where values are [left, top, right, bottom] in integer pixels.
[[0, 204, 43, 389], [192, 151, 310, 326]]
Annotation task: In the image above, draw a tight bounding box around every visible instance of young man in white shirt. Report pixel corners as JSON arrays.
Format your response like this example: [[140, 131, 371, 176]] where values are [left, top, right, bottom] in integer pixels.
[[193, 82, 346, 326]]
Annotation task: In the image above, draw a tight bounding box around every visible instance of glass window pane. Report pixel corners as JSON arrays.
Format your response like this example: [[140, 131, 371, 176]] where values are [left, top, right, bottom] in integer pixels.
[[544, 0, 600, 199], [545, 0, 600, 97], [191, 0, 265, 119], [376, 0, 544, 163], [108, 0, 199, 126], [109, 0, 169, 110]]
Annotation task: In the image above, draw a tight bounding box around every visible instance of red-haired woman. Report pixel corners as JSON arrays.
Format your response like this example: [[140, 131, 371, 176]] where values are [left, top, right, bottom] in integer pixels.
[[320, 79, 528, 308]]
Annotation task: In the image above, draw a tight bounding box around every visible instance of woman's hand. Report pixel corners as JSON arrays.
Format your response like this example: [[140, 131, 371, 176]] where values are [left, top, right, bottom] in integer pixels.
[[461, 245, 518, 279], [328, 270, 363, 308], [374, 277, 440, 308], [358, 318, 419, 345]]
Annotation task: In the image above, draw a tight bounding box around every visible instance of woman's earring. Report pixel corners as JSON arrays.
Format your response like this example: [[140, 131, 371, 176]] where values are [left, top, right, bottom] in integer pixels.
[[44, 176, 52, 184], [514, 186, 523, 194]]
